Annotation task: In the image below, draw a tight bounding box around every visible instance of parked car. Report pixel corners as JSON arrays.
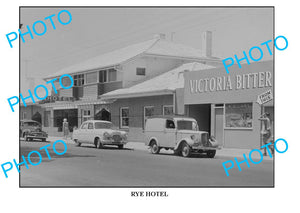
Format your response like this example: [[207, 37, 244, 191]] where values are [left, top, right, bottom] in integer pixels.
[[20, 119, 48, 142], [144, 116, 220, 158], [72, 120, 128, 149]]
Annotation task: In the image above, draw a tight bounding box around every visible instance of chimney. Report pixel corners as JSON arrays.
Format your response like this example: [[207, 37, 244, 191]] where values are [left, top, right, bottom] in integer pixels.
[[154, 33, 166, 40], [202, 31, 212, 57]]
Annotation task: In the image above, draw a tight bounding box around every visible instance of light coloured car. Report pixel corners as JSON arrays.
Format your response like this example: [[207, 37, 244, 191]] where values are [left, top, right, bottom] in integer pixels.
[[72, 120, 128, 149], [144, 116, 220, 158]]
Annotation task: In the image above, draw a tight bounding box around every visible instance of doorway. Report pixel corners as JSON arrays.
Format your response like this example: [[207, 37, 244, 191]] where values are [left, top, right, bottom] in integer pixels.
[[188, 104, 211, 133]]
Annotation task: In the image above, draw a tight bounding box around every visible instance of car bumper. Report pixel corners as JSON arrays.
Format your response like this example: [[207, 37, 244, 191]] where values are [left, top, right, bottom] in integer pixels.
[[26, 135, 47, 139], [101, 139, 127, 145], [191, 143, 221, 150]]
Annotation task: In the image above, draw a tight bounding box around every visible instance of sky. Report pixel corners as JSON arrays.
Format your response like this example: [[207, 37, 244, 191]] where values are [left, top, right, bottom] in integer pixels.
[[20, 7, 273, 93]]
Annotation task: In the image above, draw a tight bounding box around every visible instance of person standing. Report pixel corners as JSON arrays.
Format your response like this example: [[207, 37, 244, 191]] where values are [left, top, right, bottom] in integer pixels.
[[259, 112, 273, 156], [63, 118, 69, 139]]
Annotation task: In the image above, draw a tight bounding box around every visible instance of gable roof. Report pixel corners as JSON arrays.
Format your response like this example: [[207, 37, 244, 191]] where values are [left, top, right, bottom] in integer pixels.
[[100, 62, 215, 99], [45, 37, 220, 79]]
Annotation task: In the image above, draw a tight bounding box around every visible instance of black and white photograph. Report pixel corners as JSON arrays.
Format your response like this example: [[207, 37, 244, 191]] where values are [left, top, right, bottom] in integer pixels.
[[19, 7, 274, 187], [0, 1, 299, 212]]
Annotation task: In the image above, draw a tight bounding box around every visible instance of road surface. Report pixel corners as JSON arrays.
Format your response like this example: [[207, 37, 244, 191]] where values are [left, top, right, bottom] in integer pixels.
[[20, 140, 274, 187]]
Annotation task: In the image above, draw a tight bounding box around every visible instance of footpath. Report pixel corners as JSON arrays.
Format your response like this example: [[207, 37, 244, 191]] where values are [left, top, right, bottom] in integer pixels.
[[47, 136, 274, 161]]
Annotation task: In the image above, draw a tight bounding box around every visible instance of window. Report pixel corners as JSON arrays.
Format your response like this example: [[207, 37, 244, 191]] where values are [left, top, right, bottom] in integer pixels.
[[25, 121, 41, 128], [86, 72, 97, 84], [61, 77, 72, 88], [136, 67, 146, 76], [82, 110, 91, 122], [74, 74, 84, 86], [225, 103, 253, 128], [95, 122, 113, 129], [88, 123, 94, 129], [22, 112, 27, 120], [177, 120, 198, 131], [144, 106, 154, 127], [166, 120, 175, 129], [80, 122, 88, 129], [163, 105, 173, 115], [99, 70, 107, 83], [120, 107, 129, 128], [108, 69, 117, 82]]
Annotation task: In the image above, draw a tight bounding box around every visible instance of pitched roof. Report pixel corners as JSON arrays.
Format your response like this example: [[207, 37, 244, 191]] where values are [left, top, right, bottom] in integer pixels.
[[100, 62, 215, 99], [45, 37, 220, 79]]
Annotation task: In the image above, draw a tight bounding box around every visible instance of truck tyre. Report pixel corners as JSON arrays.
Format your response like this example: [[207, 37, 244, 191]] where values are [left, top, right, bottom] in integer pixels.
[[181, 142, 191, 157], [207, 150, 216, 158], [24, 134, 28, 142], [150, 140, 160, 154]]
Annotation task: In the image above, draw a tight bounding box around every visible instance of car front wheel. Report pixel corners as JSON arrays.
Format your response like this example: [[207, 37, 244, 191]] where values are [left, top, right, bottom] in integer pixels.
[[95, 138, 103, 149], [181, 142, 191, 157], [150, 141, 160, 154]]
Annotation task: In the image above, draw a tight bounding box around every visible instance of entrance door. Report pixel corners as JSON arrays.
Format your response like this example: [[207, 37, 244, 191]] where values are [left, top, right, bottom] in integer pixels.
[[215, 107, 224, 147]]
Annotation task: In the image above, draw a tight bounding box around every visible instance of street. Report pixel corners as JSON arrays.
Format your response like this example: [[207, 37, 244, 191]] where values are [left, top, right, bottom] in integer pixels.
[[20, 140, 274, 187]]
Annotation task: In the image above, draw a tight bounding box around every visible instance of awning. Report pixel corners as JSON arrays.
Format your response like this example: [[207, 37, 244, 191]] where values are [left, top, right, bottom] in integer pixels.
[[40, 99, 115, 110], [76, 99, 116, 106]]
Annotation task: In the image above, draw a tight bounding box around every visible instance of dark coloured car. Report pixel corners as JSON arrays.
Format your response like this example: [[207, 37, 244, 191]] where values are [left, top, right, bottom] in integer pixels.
[[20, 119, 48, 142]]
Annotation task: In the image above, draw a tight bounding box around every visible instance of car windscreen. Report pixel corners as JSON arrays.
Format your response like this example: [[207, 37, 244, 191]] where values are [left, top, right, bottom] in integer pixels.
[[177, 120, 198, 131], [25, 122, 41, 127], [94, 122, 113, 129]]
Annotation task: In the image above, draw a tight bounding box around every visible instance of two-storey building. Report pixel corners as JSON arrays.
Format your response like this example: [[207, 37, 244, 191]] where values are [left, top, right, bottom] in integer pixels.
[[39, 32, 222, 136]]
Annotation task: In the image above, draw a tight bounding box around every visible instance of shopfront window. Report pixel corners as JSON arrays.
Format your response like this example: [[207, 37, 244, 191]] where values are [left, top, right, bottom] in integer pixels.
[[120, 107, 129, 128], [144, 106, 154, 128], [225, 103, 253, 128]]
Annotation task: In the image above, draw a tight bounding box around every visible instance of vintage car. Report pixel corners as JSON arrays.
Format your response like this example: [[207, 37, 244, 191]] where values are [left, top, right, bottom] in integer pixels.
[[72, 120, 128, 149], [144, 116, 221, 158], [20, 119, 48, 142]]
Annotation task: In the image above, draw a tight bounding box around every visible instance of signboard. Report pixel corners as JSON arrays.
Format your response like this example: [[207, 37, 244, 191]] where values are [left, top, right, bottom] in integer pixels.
[[184, 60, 274, 105], [257, 89, 273, 105], [39, 96, 75, 104]]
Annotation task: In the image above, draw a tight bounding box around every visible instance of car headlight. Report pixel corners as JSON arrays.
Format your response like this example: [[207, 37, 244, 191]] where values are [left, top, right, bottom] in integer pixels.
[[190, 135, 195, 140], [103, 132, 110, 139]]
